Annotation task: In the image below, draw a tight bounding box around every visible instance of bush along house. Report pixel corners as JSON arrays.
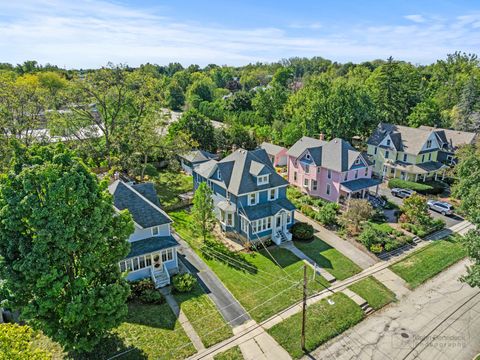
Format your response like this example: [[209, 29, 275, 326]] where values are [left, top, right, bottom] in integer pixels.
[[287, 136, 381, 204], [109, 180, 179, 288], [192, 148, 296, 245]]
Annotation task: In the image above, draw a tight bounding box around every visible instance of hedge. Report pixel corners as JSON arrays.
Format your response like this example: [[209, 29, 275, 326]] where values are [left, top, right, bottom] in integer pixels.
[[387, 179, 445, 195]]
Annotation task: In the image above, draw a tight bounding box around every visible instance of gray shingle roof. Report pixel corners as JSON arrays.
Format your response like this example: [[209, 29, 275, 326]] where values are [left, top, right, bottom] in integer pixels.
[[132, 183, 161, 207], [194, 149, 289, 196], [419, 126, 477, 149], [367, 123, 438, 155], [288, 137, 365, 172], [180, 150, 218, 164], [109, 180, 172, 228], [260, 142, 286, 156], [240, 198, 296, 221], [126, 236, 179, 258], [340, 178, 382, 192]]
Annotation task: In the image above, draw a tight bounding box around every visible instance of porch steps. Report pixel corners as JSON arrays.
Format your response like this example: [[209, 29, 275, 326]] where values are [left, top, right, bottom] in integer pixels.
[[342, 288, 374, 315], [152, 267, 170, 288]]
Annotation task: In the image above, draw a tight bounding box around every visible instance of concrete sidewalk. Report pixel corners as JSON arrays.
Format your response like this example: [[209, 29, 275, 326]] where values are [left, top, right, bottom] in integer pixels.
[[295, 211, 378, 269], [174, 232, 251, 327]]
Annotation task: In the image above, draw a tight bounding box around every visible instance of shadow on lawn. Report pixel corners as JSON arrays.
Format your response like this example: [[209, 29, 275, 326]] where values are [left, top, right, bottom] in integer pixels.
[[68, 333, 147, 360], [202, 238, 259, 274], [121, 303, 177, 330], [293, 237, 334, 270]]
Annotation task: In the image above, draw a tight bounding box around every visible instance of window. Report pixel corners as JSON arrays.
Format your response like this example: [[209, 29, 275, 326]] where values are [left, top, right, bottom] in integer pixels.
[[422, 154, 425, 162], [132, 257, 139, 271], [344, 172, 348, 181], [293, 172, 297, 181], [306, 153, 311, 160], [146, 257, 152, 266], [326, 184, 331, 195], [327, 169, 332, 179], [374, 147, 378, 155], [446, 155, 454, 164], [217, 170, 221, 180], [226, 213, 233, 226], [373, 159, 376, 166], [364, 167, 368, 176], [241, 217, 248, 233], [317, 167, 321, 173], [305, 164, 310, 174], [354, 158, 360, 165], [386, 139, 391, 146], [426, 140, 432, 148], [286, 212, 292, 224], [139, 256, 145, 268], [403, 154, 407, 162], [248, 192, 257, 206], [428, 153, 432, 161], [312, 180, 318, 191], [152, 226, 159, 236], [385, 150, 389, 159], [162, 248, 173, 262], [390, 168, 395, 174], [355, 170, 358, 179], [269, 188, 277, 201], [252, 217, 272, 234], [119, 261, 127, 272], [257, 175, 269, 185], [303, 178, 309, 188]]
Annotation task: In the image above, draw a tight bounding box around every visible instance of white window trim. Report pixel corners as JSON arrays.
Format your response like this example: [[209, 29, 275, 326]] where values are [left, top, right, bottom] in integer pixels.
[[248, 192, 258, 206], [312, 180, 318, 191], [326, 183, 331, 196], [303, 178, 309, 188], [268, 188, 278, 201], [252, 216, 272, 234], [151, 226, 160, 236], [327, 169, 332, 179], [257, 175, 269, 185]]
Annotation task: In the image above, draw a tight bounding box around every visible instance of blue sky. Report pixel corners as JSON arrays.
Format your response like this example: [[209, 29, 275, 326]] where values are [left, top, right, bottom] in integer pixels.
[[0, 0, 479, 68]]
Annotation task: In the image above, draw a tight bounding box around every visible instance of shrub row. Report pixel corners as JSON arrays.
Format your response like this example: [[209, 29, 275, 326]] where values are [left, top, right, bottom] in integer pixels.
[[388, 179, 445, 195], [401, 218, 445, 238]]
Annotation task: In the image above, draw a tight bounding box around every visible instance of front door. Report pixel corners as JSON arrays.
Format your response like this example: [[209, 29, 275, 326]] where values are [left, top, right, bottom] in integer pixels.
[[275, 213, 284, 234], [151, 252, 163, 272]]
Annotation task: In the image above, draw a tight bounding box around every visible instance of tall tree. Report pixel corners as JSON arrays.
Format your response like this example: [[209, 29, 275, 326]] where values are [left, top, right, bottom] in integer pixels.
[[0, 144, 134, 352], [191, 182, 216, 242], [168, 109, 216, 152]]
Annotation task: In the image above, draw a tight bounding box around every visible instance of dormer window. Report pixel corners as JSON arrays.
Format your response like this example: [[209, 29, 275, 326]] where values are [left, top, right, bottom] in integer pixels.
[[386, 139, 391, 146], [426, 140, 432, 148], [151, 226, 160, 236], [257, 175, 269, 185]]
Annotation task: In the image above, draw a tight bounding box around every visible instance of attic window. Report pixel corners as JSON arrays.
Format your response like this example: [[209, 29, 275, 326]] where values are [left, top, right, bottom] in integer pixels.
[[426, 140, 432, 148], [217, 170, 221, 180], [257, 175, 269, 185], [151, 226, 160, 236], [354, 158, 360, 165], [386, 139, 391, 146], [305, 153, 311, 160]]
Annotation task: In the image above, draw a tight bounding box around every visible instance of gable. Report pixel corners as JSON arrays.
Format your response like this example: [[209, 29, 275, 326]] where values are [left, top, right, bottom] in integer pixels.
[[419, 132, 440, 152]]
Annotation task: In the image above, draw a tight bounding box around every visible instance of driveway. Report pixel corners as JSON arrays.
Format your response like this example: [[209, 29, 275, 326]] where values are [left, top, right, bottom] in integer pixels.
[[377, 186, 463, 229], [305, 259, 480, 360]]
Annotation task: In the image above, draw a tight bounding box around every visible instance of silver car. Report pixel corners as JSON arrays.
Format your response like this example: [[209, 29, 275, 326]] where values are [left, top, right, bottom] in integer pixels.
[[427, 200, 454, 216], [391, 188, 414, 198]]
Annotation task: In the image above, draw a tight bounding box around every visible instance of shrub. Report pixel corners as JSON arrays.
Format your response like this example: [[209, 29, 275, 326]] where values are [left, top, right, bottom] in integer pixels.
[[128, 279, 165, 304], [315, 203, 339, 226], [370, 244, 383, 253], [300, 204, 316, 218], [173, 273, 197, 293], [290, 222, 314, 241], [358, 224, 383, 249], [388, 178, 445, 195]]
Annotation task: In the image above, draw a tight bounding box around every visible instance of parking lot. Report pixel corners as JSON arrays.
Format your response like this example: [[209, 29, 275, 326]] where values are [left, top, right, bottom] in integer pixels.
[[377, 186, 463, 229]]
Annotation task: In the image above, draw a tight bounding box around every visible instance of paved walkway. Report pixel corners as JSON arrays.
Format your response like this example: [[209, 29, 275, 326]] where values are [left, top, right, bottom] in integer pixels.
[[174, 232, 251, 327], [280, 241, 337, 282], [373, 268, 411, 299], [164, 292, 205, 352], [295, 211, 378, 269]]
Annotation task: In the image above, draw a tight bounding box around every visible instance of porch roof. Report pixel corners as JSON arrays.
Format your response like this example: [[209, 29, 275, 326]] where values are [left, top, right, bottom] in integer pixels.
[[126, 236, 179, 259], [217, 200, 237, 212], [385, 161, 446, 174], [340, 178, 382, 193], [240, 198, 295, 221]]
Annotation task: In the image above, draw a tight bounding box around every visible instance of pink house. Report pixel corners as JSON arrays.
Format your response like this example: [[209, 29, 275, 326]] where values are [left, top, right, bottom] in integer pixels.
[[287, 136, 381, 203], [260, 142, 288, 167]]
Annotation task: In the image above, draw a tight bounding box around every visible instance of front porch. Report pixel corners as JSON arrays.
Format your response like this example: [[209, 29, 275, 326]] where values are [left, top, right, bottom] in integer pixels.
[[339, 178, 383, 205], [381, 161, 447, 182]]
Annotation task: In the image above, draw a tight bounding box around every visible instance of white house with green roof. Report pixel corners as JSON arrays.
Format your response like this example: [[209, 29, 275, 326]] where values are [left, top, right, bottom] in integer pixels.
[[109, 180, 179, 288]]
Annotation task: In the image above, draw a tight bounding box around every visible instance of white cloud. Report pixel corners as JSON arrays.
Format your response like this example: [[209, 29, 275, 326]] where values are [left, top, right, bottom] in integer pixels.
[[405, 14, 426, 23], [0, 0, 479, 68]]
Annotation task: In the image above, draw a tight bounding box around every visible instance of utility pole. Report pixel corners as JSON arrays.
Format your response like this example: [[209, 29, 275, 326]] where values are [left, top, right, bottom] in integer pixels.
[[301, 264, 307, 351]]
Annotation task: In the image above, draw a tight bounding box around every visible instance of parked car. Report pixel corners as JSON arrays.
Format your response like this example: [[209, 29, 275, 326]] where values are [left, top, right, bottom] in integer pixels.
[[427, 200, 454, 216], [391, 188, 414, 199]]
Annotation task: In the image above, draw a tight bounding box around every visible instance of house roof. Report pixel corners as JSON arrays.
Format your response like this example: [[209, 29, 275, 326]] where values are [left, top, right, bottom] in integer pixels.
[[194, 149, 289, 196], [260, 142, 287, 156], [109, 180, 172, 228], [180, 150, 218, 164], [126, 236, 179, 259], [419, 126, 477, 149], [385, 160, 446, 174], [132, 183, 161, 207], [367, 123, 438, 155], [340, 178, 382, 193], [240, 198, 296, 221], [288, 136, 366, 172]]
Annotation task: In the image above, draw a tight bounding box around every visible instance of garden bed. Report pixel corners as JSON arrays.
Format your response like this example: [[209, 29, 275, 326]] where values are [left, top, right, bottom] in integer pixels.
[[357, 221, 414, 254]]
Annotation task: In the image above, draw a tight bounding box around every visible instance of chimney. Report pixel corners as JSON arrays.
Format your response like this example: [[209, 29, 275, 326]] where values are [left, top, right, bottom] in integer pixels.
[[319, 133, 325, 141]]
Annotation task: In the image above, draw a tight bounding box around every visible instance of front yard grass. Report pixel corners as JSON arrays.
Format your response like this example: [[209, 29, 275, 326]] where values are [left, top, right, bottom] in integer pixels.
[[389, 237, 467, 289], [213, 346, 244, 360], [169, 210, 327, 323], [348, 276, 396, 310], [173, 282, 233, 348], [34, 303, 196, 360], [153, 170, 192, 209], [294, 237, 362, 280], [267, 292, 364, 359]]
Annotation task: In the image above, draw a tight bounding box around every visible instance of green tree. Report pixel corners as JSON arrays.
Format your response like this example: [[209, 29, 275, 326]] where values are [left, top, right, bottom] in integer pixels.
[[401, 193, 431, 226], [165, 80, 185, 110], [0, 323, 51, 360], [407, 99, 442, 128], [168, 109, 216, 152], [191, 182, 216, 242], [0, 145, 134, 352], [252, 83, 289, 124], [315, 203, 339, 226], [187, 77, 214, 106], [339, 199, 374, 235]]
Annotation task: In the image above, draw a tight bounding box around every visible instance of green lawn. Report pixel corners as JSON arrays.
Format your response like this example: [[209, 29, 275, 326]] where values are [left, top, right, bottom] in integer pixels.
[[390, 237, 467, 289], [34, 303, 197, 360], [213, 346, 244, 360], [173, 282, 233, 348], [153, 171, 193, 209], [348, 276, 396, 310], [267, 292, 364, 359], [170, 210, 327, 323], [294, 237, 362, 280]]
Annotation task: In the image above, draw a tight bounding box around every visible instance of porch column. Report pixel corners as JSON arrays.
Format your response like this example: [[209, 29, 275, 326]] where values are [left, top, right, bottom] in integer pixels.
[[435, 172, 438, 181], [415, 173, 418, 182], [375, 184, 379, 196], [442, 170, 446, 180], [423, 174, 427, 182]]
